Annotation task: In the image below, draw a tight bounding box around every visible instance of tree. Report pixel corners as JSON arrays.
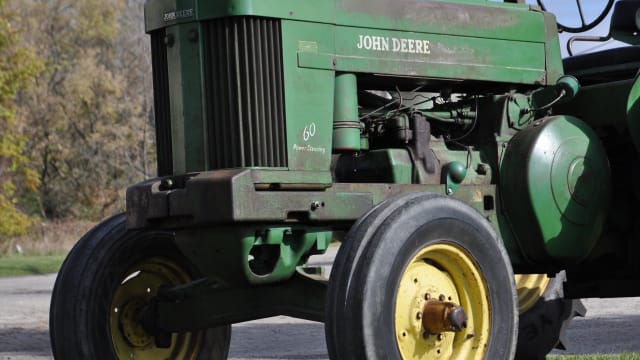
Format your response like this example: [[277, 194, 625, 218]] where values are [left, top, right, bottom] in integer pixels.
[[0, 0, 43, 237], [17, 0, 156, 219]]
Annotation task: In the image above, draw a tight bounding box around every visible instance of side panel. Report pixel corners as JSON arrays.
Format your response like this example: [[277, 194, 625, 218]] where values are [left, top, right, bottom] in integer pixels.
[[281, 20, 335, 171], [298, 26, 547, 85], [165, 23, 206, 173]]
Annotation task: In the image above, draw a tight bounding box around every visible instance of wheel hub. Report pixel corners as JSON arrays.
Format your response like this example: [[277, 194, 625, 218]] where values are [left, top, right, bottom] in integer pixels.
[[421, 300, 468, 335], [394, 243, 490, 359], [120, 299, 153, 348], [109, 258, 203, 359]]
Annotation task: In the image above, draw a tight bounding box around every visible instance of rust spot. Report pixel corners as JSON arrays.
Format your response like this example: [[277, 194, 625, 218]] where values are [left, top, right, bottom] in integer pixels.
[[338, 0, 519, 30]]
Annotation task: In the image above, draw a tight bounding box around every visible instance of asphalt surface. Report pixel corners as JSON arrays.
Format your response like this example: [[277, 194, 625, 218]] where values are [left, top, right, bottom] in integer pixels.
[[1, 262, 640, 359]]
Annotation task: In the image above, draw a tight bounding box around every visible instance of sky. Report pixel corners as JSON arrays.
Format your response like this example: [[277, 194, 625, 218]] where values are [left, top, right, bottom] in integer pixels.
[[523, 0, 625, 57]]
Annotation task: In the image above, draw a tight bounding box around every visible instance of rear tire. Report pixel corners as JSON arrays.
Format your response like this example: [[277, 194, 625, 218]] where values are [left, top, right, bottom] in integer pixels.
[[50, 214, 231, 359], [515, 272, 586, 360], [326, 193, 518, 359]]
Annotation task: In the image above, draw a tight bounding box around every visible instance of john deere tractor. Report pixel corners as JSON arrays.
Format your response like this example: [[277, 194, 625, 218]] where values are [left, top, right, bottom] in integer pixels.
[[49, 0, 640, 358]]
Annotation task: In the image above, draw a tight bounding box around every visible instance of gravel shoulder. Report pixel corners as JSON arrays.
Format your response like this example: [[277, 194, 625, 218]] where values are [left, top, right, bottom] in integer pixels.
[[1, 272, 639, 359]]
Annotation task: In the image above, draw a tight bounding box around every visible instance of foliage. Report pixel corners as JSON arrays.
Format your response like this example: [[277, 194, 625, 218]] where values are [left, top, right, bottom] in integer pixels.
[[16, 0, 155, 220], [1, 219, 95, 255], [0, 0, 43, 237]]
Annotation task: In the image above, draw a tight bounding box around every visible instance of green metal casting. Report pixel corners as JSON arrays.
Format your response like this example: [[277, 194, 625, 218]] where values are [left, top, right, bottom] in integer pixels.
[[174, 225, 330, 287]]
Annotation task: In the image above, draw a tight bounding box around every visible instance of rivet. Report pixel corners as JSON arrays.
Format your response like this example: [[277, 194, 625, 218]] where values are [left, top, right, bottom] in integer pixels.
[[188, 28, 198, 42]]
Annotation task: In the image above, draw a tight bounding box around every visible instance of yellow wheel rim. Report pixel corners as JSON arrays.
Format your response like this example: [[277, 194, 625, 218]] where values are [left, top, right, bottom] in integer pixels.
[[394, 243, 490, 360], [109, 257, 203, 359], [515, 274, 550, 313]]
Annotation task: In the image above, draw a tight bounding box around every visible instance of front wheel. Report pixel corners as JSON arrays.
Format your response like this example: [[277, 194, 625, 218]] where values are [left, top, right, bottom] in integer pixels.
[[326, 193, 518, 359], [50, 214, 231, 359]]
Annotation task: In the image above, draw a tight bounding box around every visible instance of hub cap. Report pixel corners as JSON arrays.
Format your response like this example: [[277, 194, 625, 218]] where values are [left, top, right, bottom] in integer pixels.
[[109, 258, 203, 359], [395, 243, 490, 359]]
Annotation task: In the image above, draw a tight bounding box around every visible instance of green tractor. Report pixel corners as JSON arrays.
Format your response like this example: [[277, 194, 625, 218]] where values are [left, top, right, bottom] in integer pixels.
[[49, 0, 640, 358]]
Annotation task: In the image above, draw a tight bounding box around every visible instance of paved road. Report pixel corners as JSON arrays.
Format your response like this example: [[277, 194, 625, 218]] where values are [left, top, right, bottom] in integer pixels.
[[1, 271, 640, 359]]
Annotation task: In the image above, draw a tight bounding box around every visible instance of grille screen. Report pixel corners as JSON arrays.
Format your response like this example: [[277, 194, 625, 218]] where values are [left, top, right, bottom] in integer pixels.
[[149, 18, 287, 174], [203, 17, 287, 169]]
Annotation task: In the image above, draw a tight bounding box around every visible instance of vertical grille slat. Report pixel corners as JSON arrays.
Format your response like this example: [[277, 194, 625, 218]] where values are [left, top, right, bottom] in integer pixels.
[[203, 17, 287, 169], [149, 17, 287, 175], [150, 30, 173, 176]]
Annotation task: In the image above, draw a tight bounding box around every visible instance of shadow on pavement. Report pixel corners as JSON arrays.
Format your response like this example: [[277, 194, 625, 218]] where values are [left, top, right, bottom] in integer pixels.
[[229, 320, 328, 359], [553, 314, 640, 355], [0, 327, 51, 356]]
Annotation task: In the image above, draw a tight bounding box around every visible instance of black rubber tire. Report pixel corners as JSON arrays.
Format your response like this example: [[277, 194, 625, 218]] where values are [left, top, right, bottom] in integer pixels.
[[325, 192, 435, 359], [50, 214, 231, 359], [326, 193, 518, 359], [515, 272, 586, 360]]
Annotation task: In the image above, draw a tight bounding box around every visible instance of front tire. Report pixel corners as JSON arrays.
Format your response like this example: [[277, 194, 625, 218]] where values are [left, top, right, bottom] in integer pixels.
[[326, 193, 518, 359], [50, 214, 231, 359]]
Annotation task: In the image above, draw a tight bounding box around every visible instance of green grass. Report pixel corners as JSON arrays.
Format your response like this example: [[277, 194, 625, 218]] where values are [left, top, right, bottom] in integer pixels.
[[0, 253, 66, 276], [549, 354, 640, 360]]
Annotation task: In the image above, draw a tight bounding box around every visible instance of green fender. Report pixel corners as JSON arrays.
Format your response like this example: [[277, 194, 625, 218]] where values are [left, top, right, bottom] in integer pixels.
[[627, 72, 640, 151], [500, 115, 611, 264]]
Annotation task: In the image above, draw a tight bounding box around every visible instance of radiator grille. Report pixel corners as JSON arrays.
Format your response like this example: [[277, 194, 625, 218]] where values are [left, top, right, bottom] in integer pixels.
[[149, 18, 287, 174], [202, 17, 287, 168], [150, 30, 173, 176]]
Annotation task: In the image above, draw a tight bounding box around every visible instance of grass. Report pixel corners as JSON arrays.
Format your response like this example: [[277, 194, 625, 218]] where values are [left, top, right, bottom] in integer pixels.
[[0, 220, 94, 255], [0, 219, 93, 277], [549, 355, 640, 360], [0, 253, 67, 276]]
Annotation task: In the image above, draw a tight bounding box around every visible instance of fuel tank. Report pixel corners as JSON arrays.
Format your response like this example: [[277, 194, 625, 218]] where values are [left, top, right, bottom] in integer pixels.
[[500, 115, 611, 264]]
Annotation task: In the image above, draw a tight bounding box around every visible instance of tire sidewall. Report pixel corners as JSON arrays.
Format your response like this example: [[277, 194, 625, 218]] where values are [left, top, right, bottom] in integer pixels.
[[353, 196, 517, 359], [326, 193, 438, 358], [78, 220, 180, 358], [51, 214, 230, 359]]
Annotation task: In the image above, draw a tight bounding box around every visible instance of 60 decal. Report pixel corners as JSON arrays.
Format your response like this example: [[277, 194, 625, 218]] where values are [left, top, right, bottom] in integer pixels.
[[303, 122, 316, 141]]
